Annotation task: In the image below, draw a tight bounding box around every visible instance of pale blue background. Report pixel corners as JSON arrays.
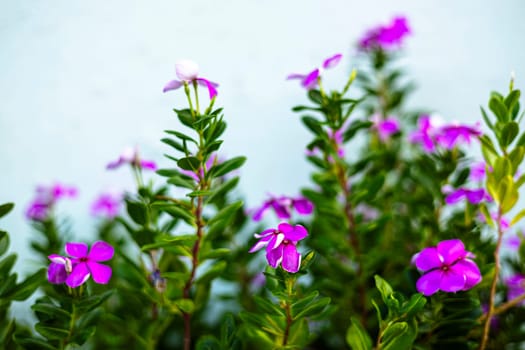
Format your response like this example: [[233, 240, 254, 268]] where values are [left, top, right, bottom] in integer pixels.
[[1, 0, 525, 274]]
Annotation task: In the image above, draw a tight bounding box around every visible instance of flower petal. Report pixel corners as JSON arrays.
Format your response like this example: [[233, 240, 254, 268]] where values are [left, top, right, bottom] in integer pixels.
[[162, 80, 183, 93], [414, 247, 441, 271], [196, 78, 218, 99], [293, 198, 313, 215], [437, 239, 466, 265], [47, 263, 68, 284], [286, 73, 306, 81], [66, 263, 91, 288], [302, 69, 320, 90], [175, 60, 199, 81], [283, 225, 308, 242], [454, 259, 481, 289], [416, 269, 442, 296], [252, 202, 271, 221], [440, 269, 466, 293], [445, 189, 466, 205], [65, 242, 88, 258], [266, 245, 284, 268], [248, 235, 273, 253], [140, 160, 157, 171], [88, 261, 112, 284], [88, 241, 114, 262], [322, 54, 342, 69], [281, 244, 301, 273]]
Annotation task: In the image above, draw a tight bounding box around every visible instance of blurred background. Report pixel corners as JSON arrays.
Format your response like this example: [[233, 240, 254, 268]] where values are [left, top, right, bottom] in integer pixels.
[[1, 0, 524, 271]]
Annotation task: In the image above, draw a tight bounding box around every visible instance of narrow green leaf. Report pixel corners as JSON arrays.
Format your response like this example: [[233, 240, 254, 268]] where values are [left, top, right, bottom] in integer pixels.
[[178, 156, 200, 171], [209, 156, 246, 178], [173, 298, 195, 313], [0, 231, 9, 256], [161, 138, 186, 152], [196, 336, 221, 350], [346, 317, 372, 350], [126, 201, 148, 225], [13, 334, 58, 350], [302, 116, 323, 134], [174, 108, 194, 128], [0, 203, 14, 219], [293, 297, 331, 319], [205, 176, 240, 204], [480, 107, 493, 130], [374, 275, 394, 304], [511, 208, 525, 226], [500, 122, 519, 148], [9, 268, 46, 301], [35, 324, 69, 340], [200, 248, 230, 260], [0, 254, 17, 276], [489, 96, 509, 122], [208, 201, 243, 226]]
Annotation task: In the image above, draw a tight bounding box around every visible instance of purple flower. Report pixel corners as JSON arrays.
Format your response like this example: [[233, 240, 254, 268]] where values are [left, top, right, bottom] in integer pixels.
[[47, 241, 114, 288], [107, 147, 157, 171], [409, 115, 442, 152], [91, 191, 122, 218], [287, 53, 342, 90], [371, 115, 400, 141], [359, 16, 411, 50], [505, 274, 525, 305], [506, 232, 524, 250], [413, 239, 481, 296], [470, 162, 488, 182], [443, 186, 492, 205], [252, 195, 314, 222], [435, 122, 482, 150], [163, 59, 219, 99], [26, 183, 77, 221], [249, 223, 308, 273]]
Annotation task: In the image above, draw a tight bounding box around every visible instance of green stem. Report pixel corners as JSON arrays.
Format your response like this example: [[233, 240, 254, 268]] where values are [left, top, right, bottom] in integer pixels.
[[183, 82, 195, 117], [193, 81, 200, 115]]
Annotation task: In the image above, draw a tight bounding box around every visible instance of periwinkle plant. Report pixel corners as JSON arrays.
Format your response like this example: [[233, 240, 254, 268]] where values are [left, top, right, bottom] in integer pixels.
[[4, 15, 525, 350]]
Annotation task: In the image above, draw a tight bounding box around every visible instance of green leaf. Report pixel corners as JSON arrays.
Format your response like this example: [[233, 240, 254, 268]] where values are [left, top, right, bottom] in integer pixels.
[[302, 116, 323, 134], [293, 297, 331, 320], [253, 295, 285, 316], [504, 89, 520, 114], [32, 302, 72, 321], [174, 108, 194, 128], [178, 156, 200, 171], [509, 146, 525, 174], [0, 254, 16, 276], [307, 89, 323, 104], [161, 137, 186, 153], [208, 201, 243, 226], [126, 201, 148, 225], [489, 95, 509, 122], [203, 119, 227, 143], [173, 298, 195, 313], [0, 203, 14, 219], [35, 324, 69, 340], [343, 120, 373, 142], [0, 231, 9, 256], [13, 334, 58, 350], [167, 174, 196, 189], [497, 175, 518, 213], [287, 317, 310, 347], [209, 156, 246, 178], [511, 208, 525, 226], [380, 320, 417, 350], [401, 293, 426, 317], [187, 190, 213, 198], [206, 176, 240, 204], [374, 275, 394, 304], [9, 268, 46, 301], [165, 130, 197, 144], [346, 317, 372, 350], [196, 335, 221, 350], [479, 135, 498, 166], [291, 290, 319, 317], [480, 107, 493, 130], [220, 313, 237, 347], [76, 290, 113, 312], [500, 122, 519, 148], [200, 248, 230, 260]]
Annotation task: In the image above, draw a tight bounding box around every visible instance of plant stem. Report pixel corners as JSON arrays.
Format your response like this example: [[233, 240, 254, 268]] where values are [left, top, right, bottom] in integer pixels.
[[479, 208, 504, 350], [193, 81, 200, 115]]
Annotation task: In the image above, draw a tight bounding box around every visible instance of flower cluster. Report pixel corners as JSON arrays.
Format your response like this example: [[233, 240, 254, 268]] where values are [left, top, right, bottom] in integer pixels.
[[371, 115, 400, 142], [358, 16, 411, 51], [413, 239, 481, 296], [249, 223, 308, 273], [26, 183, 77, 221], [410, 115, 482, 152], [163, 59, 219, 99], [107, 147, 157, 171], [287, 53, 342, 90], [91, 191, 123, 218], [252, 194, 313, 221], [47, 241, 114, 288]]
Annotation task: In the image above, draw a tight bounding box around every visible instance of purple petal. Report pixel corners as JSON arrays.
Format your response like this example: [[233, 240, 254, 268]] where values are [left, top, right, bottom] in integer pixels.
[[416, 269, 442, 296], [414, 247, 442, 271], [252, 202, 271, 221], [286, 73, 307, 81], [266, 244, 284, 268], [277, 222, 294, 235], [249, 235, 273, 253], [281, 244, 301, 273], [162, 80, 183, 93], [47, 263, 68, 284], [106, 158, 125, 170], [267, 233, 285, 251], [454, 259, 481, 289], [440, 269, 466, 293], [88, 241, 114, 262], [196, 78, 219, 99], [140, 160, 157, 171], [302, 69, 320, 90], [271, 201, 291, 219], [437, 239, 466, 265], [283, 225, 308, 242], [66, 263, 91, 288], [87, 261, 112, 284], [322, 54, 343, 69], [293, 198, 313, 215], [445, 189, 466, 205], [175, 60, 199, 81], [65, 242, 88, 258], [465, 189, 486, 204]]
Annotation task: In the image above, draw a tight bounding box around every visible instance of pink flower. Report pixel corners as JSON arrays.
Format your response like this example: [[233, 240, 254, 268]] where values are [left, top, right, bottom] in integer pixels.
[[505, 274, 525, 305], [163, 59, 219, 99], [470, 162, 488, 182], [413, 239, 481, 296], [287, 54, 342, 90], [443, 186, 492, 205], [371, 115, 400, 141], [409, 115, 442, 153], [91, 191, 123, 218], [359, 16, 411, 50], [249, 223, 308, 273], [26, 183, 77, 221], [48, 241, 114, 288], [107, 147, 157, 171], [435, 122, 482, 150], [252, 195, 313, 221]]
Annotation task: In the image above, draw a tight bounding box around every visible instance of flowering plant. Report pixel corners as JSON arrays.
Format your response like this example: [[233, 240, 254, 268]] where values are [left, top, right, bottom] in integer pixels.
[[3, 16, 525, 350]]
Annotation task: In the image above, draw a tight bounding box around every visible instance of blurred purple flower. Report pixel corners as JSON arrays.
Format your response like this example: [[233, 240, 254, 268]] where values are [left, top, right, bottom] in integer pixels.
[[252, 195, 313, 221], [505, 274, 525, 305], [249, 223, 308, 273], [409, 115, 442, 152], [287, 53, 342, 90], [50, 241, 114, 288], [359, 16, 411, 50], [91, 191, 123, 218], [371, 115, 400, 141], [107, 147, 157, 171], [163, 59, 219, 99], [26, 183, 77, 221], [443, 185, 492, 205], [470, 162, 488, 182], [413, 239, 481, 296], [435, 122, 482, 150], [506, 232, 524, 250]]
